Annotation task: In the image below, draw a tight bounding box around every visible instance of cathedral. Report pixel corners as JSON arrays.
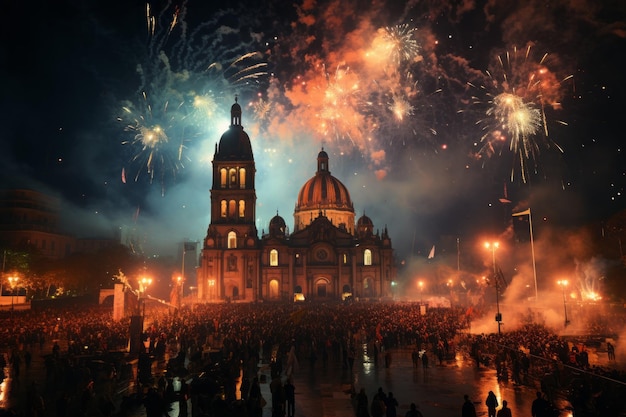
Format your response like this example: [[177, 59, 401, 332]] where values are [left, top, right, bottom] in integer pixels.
[[196, 100, 396, 302]]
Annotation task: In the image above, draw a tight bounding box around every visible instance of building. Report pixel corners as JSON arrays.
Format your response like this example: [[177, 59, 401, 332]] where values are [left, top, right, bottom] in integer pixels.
[[0, 189, 118, 259], [196, 99, 396, 302]]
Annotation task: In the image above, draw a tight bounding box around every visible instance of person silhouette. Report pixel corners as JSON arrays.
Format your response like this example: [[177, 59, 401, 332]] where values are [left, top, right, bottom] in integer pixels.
[[497, 400, 512, 417], [486, 390, 498, 417], [462, 394, 477, 417]]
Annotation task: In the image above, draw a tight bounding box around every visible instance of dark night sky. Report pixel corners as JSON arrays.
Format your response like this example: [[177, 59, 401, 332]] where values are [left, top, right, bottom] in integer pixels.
[[1, 0, 625, 262]]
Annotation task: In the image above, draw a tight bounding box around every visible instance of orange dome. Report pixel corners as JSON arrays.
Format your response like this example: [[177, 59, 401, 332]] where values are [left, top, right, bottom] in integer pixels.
[[295, 150, 353, 211]]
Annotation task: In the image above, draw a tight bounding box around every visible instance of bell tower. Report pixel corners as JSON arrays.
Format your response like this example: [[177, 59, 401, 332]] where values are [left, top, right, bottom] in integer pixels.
[[198, 98, 260, 302]]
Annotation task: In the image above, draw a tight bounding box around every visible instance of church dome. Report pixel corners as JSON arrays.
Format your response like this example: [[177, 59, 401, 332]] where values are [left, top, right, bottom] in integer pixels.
[[269, 213, 287, 237], [215, 98, 253, 161], [357, 214, 373, 227], [296, 149, 352, 211], [294, 149, 355, 233], [357, 214, 374, 238]]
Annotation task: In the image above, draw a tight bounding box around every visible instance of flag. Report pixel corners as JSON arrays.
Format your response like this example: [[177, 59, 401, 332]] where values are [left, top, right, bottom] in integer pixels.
[[512, 208, 531, 217], [183, 242, 196, 252], [428, 245, 435, 259]]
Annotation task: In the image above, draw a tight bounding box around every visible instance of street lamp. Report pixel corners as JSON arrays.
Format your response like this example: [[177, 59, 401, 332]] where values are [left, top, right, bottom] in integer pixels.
[[557, 279, 570, 327], [484, 241, 501, 334], [177, 275, 183, 309], [140, 277, 152, 329], [8, 275, 19, 315]]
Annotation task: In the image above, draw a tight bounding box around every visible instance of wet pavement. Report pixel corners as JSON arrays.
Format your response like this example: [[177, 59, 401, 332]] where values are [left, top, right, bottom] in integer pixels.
[[3, 338, 611, 417], [276, 346, 555, 417]]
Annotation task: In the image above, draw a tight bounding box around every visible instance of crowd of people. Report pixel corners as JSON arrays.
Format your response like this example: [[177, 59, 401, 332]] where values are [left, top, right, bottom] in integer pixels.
[[0, 299, 625, 416], [466, 322, 626, 415]]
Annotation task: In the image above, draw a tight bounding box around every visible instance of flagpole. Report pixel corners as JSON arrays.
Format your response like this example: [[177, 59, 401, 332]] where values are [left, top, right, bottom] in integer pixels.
[[456, 237, 460, 272], [528, 209, 538, 301], [513, 208, 538, 301], [181, 243, 186, 309]]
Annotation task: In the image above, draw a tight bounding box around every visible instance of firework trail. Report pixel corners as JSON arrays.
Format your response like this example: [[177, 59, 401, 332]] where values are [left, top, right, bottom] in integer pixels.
[[469, 45, 572, 182], [118, 1, 268, 194]]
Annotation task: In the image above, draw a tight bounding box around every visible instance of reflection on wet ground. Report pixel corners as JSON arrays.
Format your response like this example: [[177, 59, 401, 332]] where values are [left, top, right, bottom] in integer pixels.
[[1, 336, 622, 417]]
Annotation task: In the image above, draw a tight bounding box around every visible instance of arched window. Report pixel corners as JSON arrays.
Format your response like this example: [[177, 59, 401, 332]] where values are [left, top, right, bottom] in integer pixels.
[[229, 200, 236, 217], [270, 249, 278, 266], [229, 168, 237, 188], [228, 231, 237, 249], [221, 200, 227, 217], [232, 286, 239, 299], [364, 249, 372, 266], [238, 200, 245, 217], [220, 168, 227, 188], [343, 253, 348, 264], [239, 168, 246, 188]]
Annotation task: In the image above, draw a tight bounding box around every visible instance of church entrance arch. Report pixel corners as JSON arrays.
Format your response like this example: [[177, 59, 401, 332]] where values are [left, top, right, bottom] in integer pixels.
[[269, 279, 280, 300], [314, 277, 330, 298]]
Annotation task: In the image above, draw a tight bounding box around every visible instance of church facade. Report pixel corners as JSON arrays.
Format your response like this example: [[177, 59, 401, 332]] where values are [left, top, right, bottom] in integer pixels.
[[196, 100, 396, 302]]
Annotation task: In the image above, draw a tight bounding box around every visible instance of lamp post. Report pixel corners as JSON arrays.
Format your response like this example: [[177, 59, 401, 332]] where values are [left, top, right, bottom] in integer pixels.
[[177, 275, 183, 309], [140, 277, 152, 330], [485, 241, 501, 334], [557, 279, 570, 327], [8, 275, 19, 317], [8, 275, 19, 321]]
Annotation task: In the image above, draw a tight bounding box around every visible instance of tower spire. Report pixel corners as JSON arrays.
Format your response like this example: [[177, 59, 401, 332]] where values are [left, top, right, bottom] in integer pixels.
[[231, 96, 242, 126]]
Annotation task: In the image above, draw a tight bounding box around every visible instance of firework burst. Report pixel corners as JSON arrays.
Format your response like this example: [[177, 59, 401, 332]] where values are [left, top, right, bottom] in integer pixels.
[[119, 93, 186, 191], [470, 45, 572, 182], [365, 24, 422, 71], [119, 1, 267, 193], [284, 61, 371, 152], [252, 98, 272, 121], [389, 93, 415, 121], [265, 8, 439, 166]]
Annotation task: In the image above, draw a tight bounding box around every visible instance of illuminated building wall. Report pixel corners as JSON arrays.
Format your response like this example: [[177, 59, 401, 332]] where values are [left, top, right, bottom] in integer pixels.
[[197, 101, 396, 302]]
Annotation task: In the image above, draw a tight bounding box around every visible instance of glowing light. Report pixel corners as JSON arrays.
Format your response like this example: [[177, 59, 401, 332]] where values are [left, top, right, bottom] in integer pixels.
[[581, 290, 602, 302], [139, 276, 152, 293], [484, 241, 500, 250]]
